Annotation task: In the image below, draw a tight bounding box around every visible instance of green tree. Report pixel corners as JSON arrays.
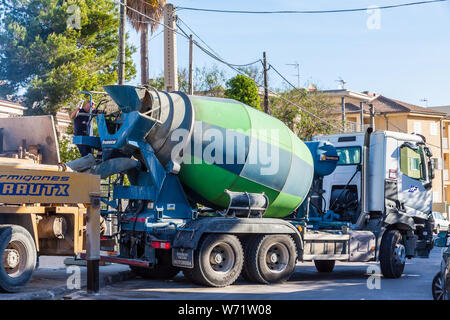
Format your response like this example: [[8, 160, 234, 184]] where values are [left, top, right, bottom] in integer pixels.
[[149, 65, 226, 97], [58, 135, 81, 162], [0, 0, 136, 115], [270, 88, 340, 140], [224, 74, 261, 110]]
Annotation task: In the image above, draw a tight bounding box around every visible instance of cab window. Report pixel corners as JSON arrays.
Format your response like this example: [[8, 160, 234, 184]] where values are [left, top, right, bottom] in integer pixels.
[[336, 146, 361, 165], [400, 145, 426, 180]]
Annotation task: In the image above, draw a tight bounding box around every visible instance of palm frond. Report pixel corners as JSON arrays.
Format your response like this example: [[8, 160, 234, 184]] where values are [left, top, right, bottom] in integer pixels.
[[126, 0, 166, 34]]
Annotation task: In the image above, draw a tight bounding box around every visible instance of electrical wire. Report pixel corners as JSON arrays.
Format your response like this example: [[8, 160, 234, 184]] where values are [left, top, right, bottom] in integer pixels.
[[268, 63, 343, 113], [114, 0, 345, 131], [175, 1, 448, 14]]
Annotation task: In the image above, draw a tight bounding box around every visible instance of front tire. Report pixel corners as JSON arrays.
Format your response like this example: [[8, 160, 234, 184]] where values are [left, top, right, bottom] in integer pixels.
[[184, 234, 243, 287], [379, 230, 405, 278], [246, 235, 297, 284], [0, 225, 37, 293], [314, 260, 335, 273]]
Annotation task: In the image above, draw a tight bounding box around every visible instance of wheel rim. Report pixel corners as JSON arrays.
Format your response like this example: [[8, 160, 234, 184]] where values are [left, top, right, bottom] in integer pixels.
[[3, 240, 27, 278], [208, 242, 235, 273], [264, 243, 289, 273], [393, 243, 406, 265], [433, 275, 446, 300]]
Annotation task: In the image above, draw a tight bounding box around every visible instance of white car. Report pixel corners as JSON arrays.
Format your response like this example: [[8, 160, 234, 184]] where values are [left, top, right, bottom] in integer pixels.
[[432, 212, 450, 234]]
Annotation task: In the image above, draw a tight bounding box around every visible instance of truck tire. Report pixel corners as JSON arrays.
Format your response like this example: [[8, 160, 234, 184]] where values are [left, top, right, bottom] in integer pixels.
[[241, 236, 257, 282], [314, 260, 335, 273], [379, 229, 405, 278], [131, 251, 180, 280], [184, 234, 243, 287], [0, 225, 37, 293], [246, 234, 297, 284]]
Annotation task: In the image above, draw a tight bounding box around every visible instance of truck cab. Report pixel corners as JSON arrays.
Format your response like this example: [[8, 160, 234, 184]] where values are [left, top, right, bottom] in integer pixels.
[[302, 130, 435, 277]]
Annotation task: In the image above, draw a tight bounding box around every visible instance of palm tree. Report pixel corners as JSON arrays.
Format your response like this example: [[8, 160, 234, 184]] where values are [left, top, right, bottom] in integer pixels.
[[126, 0, 166, 85]]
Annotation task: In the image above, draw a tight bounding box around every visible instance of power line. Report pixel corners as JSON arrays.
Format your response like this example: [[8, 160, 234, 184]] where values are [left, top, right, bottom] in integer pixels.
[[175, 1, 448, 14], [176, 17, 223, 60], [133, 29, 163, 51], [113, 0, 342, 131], [177, 18, 262, 68], [268, 63, 343, 114]]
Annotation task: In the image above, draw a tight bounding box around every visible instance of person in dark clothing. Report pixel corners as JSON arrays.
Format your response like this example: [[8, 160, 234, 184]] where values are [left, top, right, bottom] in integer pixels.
[[70, 100, 95, 157]]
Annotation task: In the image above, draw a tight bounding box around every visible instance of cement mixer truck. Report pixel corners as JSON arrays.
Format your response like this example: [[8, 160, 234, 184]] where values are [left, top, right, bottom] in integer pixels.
[[70, 85, 435, 287]]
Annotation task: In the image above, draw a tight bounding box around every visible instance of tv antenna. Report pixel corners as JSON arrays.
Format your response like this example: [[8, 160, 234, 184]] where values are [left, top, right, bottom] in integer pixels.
[[286, 62, 300, 88], [336, 77, 347, 89]]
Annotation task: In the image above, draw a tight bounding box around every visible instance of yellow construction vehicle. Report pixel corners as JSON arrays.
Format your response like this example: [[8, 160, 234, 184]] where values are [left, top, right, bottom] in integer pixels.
[[0, 115, 100, 293]]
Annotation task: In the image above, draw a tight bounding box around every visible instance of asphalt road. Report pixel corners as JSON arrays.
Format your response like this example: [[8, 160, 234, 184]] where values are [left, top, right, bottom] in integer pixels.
[[74, 246, 444, 300]]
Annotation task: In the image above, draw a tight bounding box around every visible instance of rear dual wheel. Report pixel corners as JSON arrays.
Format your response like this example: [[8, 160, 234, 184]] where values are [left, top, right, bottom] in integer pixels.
[[245, 235, 297, 284], [184, 234, 244, 287]]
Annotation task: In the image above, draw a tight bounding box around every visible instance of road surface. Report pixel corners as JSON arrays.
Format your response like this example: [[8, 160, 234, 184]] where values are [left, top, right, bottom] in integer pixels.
[[70, 246, 443, 300]]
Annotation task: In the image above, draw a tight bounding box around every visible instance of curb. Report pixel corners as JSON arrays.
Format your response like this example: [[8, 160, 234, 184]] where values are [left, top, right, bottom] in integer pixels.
[[9, 268, 136, 300]]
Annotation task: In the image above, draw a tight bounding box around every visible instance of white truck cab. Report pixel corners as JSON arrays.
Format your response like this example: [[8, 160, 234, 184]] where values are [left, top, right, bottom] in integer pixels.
[[303, 129, 435, 278], [315, 130, 433, 222]]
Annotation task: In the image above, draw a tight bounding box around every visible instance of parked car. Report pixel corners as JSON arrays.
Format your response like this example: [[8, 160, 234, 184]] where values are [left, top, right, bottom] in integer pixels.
[[432, 231, 450, 300], [432, 212, 450, 234]]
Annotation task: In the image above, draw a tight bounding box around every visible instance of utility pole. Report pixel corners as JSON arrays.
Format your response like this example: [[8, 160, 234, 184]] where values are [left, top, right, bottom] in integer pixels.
[[341, 97, 346, 133], [263, 51, 269, 114], [369, 103, 375, 129], [360, 101, 365, 132], [117, 0, 127, 85], [164, 3, 178, 92], [188, 34, 194, 95]]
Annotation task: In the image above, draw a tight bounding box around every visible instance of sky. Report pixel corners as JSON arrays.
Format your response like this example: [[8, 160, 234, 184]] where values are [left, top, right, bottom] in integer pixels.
[[125, 0, 450, 107]]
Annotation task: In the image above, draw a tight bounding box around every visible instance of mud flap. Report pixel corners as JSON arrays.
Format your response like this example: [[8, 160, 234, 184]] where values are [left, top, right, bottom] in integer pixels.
[[172, 247, 194, 268]]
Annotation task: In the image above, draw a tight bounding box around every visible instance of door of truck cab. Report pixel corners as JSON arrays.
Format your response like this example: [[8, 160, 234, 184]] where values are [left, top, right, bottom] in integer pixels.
[[396, 139, 432, 220]]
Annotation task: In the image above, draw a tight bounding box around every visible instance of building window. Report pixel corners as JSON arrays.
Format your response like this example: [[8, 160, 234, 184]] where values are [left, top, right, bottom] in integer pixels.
[[430, 123, 438, 136], [413, 122, 422, 134]]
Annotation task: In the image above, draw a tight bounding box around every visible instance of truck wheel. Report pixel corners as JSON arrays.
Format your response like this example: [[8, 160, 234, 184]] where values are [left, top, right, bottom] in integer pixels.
[[247, 234, 297, 284], [379, 230, 405, 278], [184, 234, 243, 287], [432, 272, 447, 300], [241, 237, 257, 282], [131, 251, 180, 280], [314, 260, 335, 273], [0, 225, 37, 293]]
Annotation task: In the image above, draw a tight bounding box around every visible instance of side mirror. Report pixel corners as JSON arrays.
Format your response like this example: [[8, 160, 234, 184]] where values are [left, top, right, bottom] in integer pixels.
[[428, 159, 435, 180], [434, 231, 449, 247]]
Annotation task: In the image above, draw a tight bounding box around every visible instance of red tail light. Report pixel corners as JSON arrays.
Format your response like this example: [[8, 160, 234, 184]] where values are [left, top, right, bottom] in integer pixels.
[[151, 241, 171, 249]]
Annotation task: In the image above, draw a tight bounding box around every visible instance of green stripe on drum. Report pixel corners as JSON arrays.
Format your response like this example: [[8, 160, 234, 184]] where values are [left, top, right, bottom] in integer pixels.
[[189, 97, 251, 132], [266, 192, 304, 218], [190, 96, 294, 155]]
